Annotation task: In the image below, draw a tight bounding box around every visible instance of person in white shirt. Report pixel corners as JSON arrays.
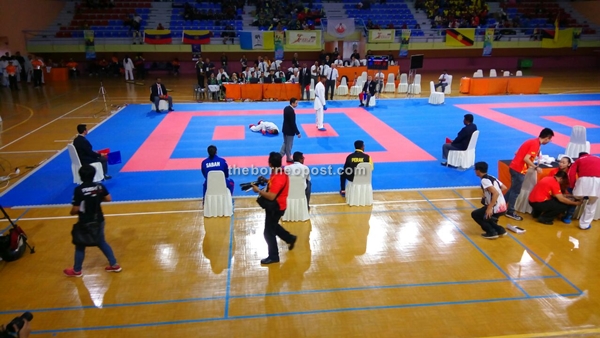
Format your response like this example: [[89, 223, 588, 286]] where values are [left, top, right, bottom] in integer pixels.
[[435, 69, 449, 92], [314, 75, 327, 131], [216, 68, 229, 82], [249, 120, 279, 135], [374, 71, 385, 96], [472, 161, 508, 239], [287, 70, 299, 83], [333, 56, 344, 67], [310, 61, 319, 84], [349, 56, 360, 67], [325, 64, 339, 100], [123, 56, 134, 81], [285, 151, 312, 210], [258, 58, 268, 74]]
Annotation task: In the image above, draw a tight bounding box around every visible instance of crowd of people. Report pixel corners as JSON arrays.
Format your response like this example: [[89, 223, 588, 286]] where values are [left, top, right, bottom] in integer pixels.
[[249, 0, 324, 30], [416, 0, 489, 29]]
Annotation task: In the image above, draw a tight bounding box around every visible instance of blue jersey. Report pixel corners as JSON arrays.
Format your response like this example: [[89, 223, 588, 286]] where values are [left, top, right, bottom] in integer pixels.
[[201, 155, 229, 179]]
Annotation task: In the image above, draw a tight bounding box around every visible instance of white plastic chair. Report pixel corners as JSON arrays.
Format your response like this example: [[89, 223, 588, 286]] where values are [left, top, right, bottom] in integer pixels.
[[489, 69, 497, 77], [398, 73, 408, 93], [203, 171, 233, 218], [384, 73, 395, 92], [514, 167, 537, 214], [409, 74, 421, 94], [67, 144, 104, 184], [428, 81, 445, 105], [151, 100, 169, 111], [309, 78, 315, 100], [503, 71, 510, 77], [336, 77, 349, 95], [447, 130, 479, 169], [346, 162, 373, 206], [516, 70, 523, 76], [444, 75, 453, 95], [368, 95, 376, 107], [565, 125, 591, 158], [282, 175, 310, 222], [350, 78, 364, 96], [360, 59, 367, 66], [473, 70, 483, 78], [360, 71, 367, 82]]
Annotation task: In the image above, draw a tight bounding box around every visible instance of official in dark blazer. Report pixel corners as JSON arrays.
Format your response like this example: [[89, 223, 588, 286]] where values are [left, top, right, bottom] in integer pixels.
[[299, 64, 312, 101], [359, 76, 378, 107], [73, 124, 110, 179], [441, 114, 478, 165], [150, 78, 174, 113], [280, 98, 301, 163], [264, 70, 276, 84]]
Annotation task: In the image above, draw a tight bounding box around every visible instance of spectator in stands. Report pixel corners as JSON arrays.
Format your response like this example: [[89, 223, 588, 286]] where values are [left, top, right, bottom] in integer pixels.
[[351, 49, 360, 60], [292, 53, 300, 68], [131, 14, 142, 45], [221, 53, 229, 73], [216, 68, 229, 82], [156, 23, 165, 30], [349, 56, 360, 67], [310, 61, 319, 84], [240, 55, 247, 72]]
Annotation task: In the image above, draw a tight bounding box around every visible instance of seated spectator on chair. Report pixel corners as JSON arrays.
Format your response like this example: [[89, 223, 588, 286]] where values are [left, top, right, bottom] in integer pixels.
[[333, 55, 344, 67], [73, 124, 111, 180], [149, 78, 173, 112], [528, 171, 582, 225], [216, 68, 229, 82], [435, 69, 449, 92], [359, 76, 377, 107], [441, 114, 477, 166], [201, 145, 234, 200], [349, 56, 360, 67], [264, 70, 276, 84], [472, 161, 508, 239], [249, 120, 279, 135], [340, 140, 373, 197], [285, 151, 312, 210]]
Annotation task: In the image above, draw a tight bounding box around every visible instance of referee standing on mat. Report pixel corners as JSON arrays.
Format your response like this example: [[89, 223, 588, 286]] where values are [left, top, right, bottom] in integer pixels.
[[280, 98, 301, 163]]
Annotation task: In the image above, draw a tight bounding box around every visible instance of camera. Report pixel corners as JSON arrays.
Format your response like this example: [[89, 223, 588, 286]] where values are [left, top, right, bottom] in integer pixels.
[[240, 176, 268, 192], [4, 312, 33, 334]]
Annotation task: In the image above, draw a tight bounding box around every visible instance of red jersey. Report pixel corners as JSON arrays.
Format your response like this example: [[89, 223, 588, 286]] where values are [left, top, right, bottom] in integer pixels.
[[529, 176, 562, 203], [267, 171, 289, 210], [569, 154, 600, 188], [509, 138, 540, 174]]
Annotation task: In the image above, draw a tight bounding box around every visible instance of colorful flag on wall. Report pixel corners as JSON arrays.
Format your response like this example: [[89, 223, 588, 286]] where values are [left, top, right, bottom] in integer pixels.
[[399, 29, 411, 57], [572, 28, 581, 51], [240, 31, 275, 50], [541, 28, 573, 48], [84, 30, 95, 60], [327, 19, 356, 38], [274, 31, 284, 60], [483, 28, 494, 56], [445, 28, 475, 47], [182, 30, 211, 44], [144, 30, 172, 44]]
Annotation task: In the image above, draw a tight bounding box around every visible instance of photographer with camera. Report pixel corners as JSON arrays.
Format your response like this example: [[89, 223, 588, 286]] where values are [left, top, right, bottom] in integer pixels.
[[250, 152, 297, 265], [1, 312, 32, 338]]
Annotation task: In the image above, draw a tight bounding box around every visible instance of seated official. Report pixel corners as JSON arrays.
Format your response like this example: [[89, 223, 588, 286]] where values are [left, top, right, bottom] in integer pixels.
[[441, 114, 477, 166], [435, 70, 449, 92], [264, 70, 276, 84], [359, 76, 377, 107], [73, 124, 111, 180], [340, 140, 373, 196], [285, 151, 311, 210], [216, 68, 229, 82], [201, 145, 234, 200], [528, 171, 582, 225], [149, 78, 174, 112]]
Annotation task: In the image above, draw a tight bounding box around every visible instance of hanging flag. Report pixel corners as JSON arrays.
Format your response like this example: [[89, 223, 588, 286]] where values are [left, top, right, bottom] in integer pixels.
[[483, 28, 494, 56], [144, 30, 172, 44], [84, 30, 95, 60], [399, 29, 411, 57], [445, 28, 475, 47], [327, 19, 356, 38], [541, 28, 573, 48], [182, 30, 211, 44], [274, 31, 284, 60], [572, 28, 581, 51], [240, 31, 275, 50], [554, 14, 560, 42]]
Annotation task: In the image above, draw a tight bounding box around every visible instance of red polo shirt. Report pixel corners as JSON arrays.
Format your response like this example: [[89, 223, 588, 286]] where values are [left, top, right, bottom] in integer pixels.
[[509, 138, 540, 174], [267, 171, 289, 210], [568, 154, 600, 188], [529, 176, 562, 203]]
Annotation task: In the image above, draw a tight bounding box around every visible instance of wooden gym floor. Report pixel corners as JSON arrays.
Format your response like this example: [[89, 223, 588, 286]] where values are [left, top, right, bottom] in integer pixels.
[[0, 68, 599, 337]]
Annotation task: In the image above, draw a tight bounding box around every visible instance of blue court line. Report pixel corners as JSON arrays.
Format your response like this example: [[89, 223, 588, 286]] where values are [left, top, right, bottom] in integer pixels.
[[418, 191, 531, 297], [30, 293, 580, 335], [451, 189, 583, 296], [223, 214, 235, 318]]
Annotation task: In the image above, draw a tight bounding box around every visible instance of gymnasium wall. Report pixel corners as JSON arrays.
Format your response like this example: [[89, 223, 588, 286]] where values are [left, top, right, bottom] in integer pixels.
[[0, 0, 66, 54], [571, 1, 600, 26]]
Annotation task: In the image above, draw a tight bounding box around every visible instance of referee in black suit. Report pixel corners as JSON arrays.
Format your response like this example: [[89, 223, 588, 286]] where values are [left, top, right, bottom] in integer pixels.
[[73, 124, 111, 179], [280, 98, 301, 163]]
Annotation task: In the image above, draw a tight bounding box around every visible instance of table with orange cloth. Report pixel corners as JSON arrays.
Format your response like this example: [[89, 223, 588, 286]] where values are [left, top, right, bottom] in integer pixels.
[[224, 83, 301, 101], [497, 160, 557, 191], [460, 76, 543, 95], [44, 67, 69, 82], [336, 65, 400, 83]]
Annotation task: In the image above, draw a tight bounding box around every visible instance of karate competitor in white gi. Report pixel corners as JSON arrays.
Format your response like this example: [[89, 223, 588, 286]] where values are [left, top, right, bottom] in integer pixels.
[[314, 75, 327, 131], [249, 120, 280, 135]]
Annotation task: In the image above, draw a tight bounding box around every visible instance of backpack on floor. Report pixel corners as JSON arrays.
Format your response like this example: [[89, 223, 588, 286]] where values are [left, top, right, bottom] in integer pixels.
[[0, 226, 27, 262]]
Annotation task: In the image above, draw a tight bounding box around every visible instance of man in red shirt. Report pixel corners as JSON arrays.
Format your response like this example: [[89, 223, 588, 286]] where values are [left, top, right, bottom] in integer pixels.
[[505, 128, 554, 221], [529, 171, 582, 225], [251, 152, 297, 264], [568, 152, 600, 230]]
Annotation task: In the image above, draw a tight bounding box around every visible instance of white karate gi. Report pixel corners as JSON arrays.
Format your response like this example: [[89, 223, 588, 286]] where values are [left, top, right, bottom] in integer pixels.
[[314, 81, 326, 129]]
